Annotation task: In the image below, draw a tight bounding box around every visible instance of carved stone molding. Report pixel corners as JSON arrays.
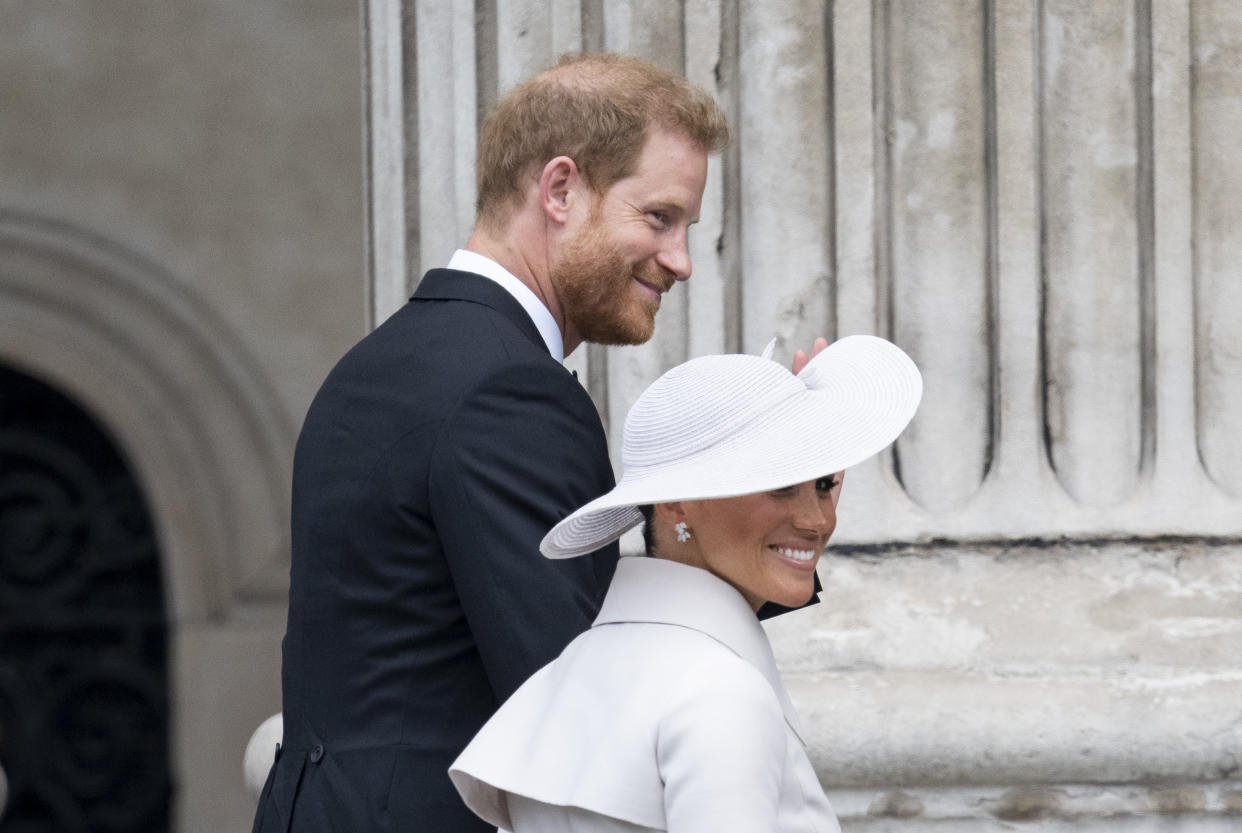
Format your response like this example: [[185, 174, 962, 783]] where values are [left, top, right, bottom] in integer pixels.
[[360, 4, 1242, 828], [0, 211, 295, 622], [368, 0, 1242, 548]]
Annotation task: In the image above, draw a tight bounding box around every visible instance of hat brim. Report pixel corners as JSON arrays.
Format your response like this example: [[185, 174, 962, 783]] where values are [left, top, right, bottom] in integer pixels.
[[540, 335, 922, 558]]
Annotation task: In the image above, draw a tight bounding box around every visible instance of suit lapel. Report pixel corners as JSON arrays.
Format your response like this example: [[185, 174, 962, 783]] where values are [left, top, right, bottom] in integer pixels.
[[412, 269, 550, 356]]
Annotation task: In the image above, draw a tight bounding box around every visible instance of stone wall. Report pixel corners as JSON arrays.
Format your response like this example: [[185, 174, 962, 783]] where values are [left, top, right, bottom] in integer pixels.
[[371, 1, 1242, 830], [0, 1, 363, 830], [6, 1, 1236, 830]]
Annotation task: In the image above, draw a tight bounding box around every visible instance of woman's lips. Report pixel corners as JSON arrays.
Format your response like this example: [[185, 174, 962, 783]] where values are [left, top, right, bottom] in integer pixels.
[[768, 544, 819, 568]]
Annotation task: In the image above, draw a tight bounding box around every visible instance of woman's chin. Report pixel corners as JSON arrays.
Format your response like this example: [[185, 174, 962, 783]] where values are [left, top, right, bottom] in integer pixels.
[[766, 582, 816, 610]]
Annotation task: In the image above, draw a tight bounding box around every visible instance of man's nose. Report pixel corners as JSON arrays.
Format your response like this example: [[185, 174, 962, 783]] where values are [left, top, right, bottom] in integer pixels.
[[657, 231, 692, 281]]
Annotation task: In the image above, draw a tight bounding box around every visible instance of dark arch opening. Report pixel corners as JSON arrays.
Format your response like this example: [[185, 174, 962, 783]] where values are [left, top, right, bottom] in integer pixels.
[[0, 365, 170, 832]]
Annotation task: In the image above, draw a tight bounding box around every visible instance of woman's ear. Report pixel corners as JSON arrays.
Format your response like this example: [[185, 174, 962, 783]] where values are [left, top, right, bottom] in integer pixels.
[[538, 155, 580, 226], [653, 501, 687, 525], [651, 501, 702, 560]]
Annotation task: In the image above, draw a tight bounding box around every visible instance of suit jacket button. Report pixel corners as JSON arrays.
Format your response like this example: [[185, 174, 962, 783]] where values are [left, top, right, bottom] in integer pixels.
[[310, 744, 324, 763]]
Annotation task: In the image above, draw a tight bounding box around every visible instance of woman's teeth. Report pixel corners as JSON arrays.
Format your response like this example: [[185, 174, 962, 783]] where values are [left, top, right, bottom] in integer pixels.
[[772, 546, 815, 562]]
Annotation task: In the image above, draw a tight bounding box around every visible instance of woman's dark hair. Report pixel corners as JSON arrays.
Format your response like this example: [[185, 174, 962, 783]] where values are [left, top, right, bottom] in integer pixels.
[[637, 504, 655, 555]]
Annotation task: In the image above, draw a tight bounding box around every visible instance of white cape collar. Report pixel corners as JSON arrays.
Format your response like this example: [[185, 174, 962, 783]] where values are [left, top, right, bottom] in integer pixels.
[[594, 556, 807, 745]]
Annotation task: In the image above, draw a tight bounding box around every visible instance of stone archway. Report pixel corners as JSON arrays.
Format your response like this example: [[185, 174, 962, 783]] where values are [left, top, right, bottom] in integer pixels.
[[0, 211, 295, 828], [0, 211, 294, 619], [0, 366, 170, 831]]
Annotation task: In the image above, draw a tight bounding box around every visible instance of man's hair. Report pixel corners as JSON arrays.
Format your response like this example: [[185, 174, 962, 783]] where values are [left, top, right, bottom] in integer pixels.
[[475, 52, 729, 228]]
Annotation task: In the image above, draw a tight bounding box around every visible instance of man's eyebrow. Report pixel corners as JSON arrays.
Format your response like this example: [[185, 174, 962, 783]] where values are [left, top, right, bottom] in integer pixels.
[[644, 198, 694, 218]]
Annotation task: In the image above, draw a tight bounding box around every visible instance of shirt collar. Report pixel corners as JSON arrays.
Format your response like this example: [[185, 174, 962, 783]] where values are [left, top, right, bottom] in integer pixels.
[[447, 249, 564, 362], [593, 556, 807, 745]]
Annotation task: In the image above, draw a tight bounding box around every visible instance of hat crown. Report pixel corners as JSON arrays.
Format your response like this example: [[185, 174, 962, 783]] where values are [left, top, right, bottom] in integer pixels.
[[540, 335, 922, 560], [621, 355, 801, 471]]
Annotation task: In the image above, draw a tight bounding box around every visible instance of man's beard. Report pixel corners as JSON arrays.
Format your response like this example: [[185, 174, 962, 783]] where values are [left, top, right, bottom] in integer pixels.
[[552, 219, 672, 346]]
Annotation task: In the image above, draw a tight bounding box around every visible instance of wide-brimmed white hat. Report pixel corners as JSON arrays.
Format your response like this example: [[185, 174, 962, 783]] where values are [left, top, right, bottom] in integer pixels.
[[540, 334, 923, 559]]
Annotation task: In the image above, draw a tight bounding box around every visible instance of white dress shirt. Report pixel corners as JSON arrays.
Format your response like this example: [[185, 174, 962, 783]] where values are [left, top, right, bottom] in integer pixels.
[[447, 248, 564, 362], [449, 556, 841, 833]]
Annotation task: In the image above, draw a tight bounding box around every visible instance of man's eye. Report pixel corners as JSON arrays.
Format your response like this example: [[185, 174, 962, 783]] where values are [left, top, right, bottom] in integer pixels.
[[648, 211, 668, 226]]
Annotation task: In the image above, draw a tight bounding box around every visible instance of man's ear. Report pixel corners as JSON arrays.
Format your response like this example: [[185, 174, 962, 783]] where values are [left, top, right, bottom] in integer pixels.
[[539, 155, 582, 226]]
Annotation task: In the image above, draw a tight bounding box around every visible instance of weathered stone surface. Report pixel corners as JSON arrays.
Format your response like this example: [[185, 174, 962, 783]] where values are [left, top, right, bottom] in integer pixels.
[[737, 1, 832, 360], [1192, 0, 1242, 500], [830, 782, 1242, 831], [765, 540, 1242, 802], [386, 4, 1242, 832], [1039, 0, 1144, 508], [1, 2, 360, 830], [173, 623, 283, 832], [8, 1, 1242, 831], [2, 0, 365, 414], [884, 0, 991, 513]]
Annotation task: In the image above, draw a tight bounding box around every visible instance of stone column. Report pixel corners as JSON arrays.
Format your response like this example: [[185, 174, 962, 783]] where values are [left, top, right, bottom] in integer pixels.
[[362, 2, 1242, 829]]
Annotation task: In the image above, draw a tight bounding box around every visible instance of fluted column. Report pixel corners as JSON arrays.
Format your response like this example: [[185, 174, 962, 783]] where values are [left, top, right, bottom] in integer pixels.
[[880, 0, 993, 513], [1193, 0, 1242, 500], [363, 0, 415, 324], [360, 3, 1242, 826], [737, 0, 833, 360], [1040, 0, 1148, 507]]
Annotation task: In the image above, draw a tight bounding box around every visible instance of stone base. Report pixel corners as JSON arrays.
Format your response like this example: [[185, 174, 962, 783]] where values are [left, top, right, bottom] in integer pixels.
[[763, 538, 1242, 830], [830, 783, 1242, 831]]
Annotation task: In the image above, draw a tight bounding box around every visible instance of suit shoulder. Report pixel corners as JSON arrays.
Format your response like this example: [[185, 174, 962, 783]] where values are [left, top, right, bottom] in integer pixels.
[[350, 294, 546, 368], [311, 295, 564, 421]]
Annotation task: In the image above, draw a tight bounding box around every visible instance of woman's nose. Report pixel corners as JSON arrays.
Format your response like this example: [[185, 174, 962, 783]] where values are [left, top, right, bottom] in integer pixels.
[[793, 487, 836, 537]]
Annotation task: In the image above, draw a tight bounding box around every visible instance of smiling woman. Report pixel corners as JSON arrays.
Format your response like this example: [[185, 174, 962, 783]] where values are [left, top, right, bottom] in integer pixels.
[[450, 335, 923, 833], [660, 473, 843, 611]]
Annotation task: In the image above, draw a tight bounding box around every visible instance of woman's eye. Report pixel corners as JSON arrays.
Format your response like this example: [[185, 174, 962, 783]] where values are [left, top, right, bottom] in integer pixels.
[[815, 476, 839, 493]]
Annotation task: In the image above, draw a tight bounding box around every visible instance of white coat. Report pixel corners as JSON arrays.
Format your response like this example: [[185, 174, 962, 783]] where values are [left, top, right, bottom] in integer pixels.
[[449, 556, 840, 833]]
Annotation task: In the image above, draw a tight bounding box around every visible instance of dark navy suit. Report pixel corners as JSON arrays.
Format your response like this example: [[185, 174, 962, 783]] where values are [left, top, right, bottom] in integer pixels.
[[251, 269, 619, 832]]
